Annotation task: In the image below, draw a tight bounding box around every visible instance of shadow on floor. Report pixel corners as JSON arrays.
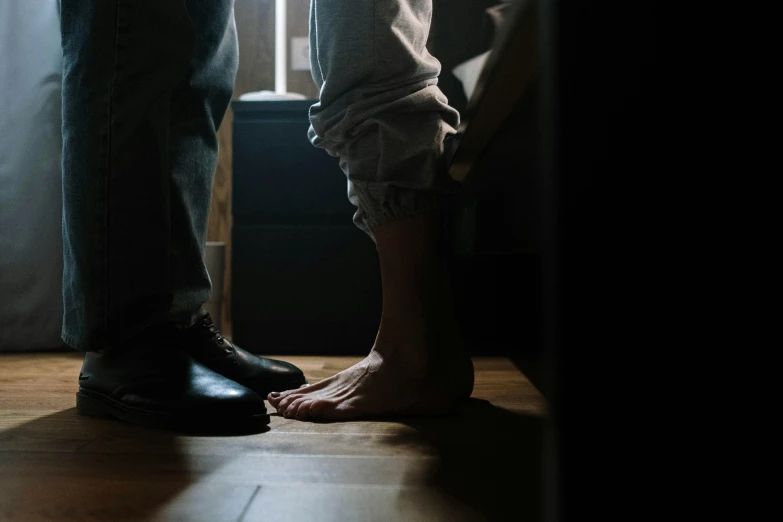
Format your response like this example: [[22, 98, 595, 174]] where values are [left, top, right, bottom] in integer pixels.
[[0, 408, 267, 521], [390, 398, 544, 522], [0, 387, 540, 521]]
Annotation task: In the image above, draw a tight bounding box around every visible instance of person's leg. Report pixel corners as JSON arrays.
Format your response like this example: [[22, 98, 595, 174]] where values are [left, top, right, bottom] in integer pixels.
[[62, 0, 266, 430], [166, 0, 234, 325], [268, 0, 474, 420], [163, 0, 306, 396], [61, 0, 196, 349]]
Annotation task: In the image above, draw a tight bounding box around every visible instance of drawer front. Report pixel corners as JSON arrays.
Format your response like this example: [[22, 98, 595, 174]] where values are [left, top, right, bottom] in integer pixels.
[[231, 224, 382, 355], [232, 103, 356, 225]]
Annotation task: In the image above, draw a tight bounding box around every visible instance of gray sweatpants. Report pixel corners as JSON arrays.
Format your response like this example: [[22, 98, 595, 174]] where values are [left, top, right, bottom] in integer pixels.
[[307, 0, 461, 240]]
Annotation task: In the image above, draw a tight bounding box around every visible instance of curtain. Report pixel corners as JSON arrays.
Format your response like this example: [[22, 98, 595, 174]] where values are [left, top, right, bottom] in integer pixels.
[[0, 0, 66, 351]]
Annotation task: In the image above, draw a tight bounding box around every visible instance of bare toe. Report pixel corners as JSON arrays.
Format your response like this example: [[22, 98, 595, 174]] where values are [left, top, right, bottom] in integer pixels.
[[308, 399, 332, 420], [267, 392, 281, 406], [284, 397, 306, 419], [295, 400, 313, 421], [275, 394, 301, 412], [268, 388, 298, 406]]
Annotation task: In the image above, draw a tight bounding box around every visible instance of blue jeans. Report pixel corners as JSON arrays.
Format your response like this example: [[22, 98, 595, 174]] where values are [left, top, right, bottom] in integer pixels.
[[60, 0, 238, 350]]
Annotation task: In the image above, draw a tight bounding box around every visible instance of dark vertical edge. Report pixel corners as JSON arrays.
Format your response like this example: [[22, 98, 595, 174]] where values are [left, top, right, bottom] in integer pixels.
[[537, 0, 561, 520]]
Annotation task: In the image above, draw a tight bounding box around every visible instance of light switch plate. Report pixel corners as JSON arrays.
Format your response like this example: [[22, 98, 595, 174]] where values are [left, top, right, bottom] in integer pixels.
[[290, 37, 310, 71]]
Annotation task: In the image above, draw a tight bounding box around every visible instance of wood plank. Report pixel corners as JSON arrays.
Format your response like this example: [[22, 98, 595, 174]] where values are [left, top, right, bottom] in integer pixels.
[[0, 475, 258, 522], [243, 484, 487, 522], [0, 353, 545, 521]]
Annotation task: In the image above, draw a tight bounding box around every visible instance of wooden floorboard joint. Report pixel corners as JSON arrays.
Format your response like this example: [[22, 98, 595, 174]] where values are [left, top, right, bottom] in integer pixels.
[[0, 353, 546, 522]]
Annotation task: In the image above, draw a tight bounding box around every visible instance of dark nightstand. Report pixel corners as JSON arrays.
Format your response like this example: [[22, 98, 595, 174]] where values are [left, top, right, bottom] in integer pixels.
[[231, 100, 382, 355]]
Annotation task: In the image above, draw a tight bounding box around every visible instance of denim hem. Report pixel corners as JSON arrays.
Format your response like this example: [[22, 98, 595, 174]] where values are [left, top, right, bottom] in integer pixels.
[[61, 330, 103, 352]]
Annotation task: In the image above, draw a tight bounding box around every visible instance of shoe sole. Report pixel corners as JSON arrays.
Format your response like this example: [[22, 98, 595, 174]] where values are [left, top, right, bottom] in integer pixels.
[[76, 389, 270, 434]]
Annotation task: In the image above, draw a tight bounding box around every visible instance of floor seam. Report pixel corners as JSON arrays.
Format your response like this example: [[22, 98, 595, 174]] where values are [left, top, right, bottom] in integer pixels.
[[237, 484, 261, 522]]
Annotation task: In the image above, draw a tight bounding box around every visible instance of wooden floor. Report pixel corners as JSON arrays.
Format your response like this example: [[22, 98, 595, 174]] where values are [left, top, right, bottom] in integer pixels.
[[0, 353, 546, 522]]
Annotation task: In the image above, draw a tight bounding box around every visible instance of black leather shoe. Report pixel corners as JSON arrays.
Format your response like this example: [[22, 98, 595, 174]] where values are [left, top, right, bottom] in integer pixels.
[[176, 313, 307, 398], [76, 326, 269, 433]]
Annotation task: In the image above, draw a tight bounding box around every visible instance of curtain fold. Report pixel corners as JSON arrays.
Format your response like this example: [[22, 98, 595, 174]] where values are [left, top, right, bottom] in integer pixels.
[[0, 0, 66, 351]]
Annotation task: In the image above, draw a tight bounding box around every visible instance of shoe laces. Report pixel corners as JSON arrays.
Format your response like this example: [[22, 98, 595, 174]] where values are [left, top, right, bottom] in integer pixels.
[[198, 313, 225, 345]]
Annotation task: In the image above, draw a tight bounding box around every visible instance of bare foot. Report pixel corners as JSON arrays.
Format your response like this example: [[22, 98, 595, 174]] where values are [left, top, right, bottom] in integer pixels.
[[268, 212, 474, 422], [267, 335, 474, 421]]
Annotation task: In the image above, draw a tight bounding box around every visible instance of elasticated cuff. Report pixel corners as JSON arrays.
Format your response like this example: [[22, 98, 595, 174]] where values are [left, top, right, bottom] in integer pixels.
[[351, 181, 455, 240]]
